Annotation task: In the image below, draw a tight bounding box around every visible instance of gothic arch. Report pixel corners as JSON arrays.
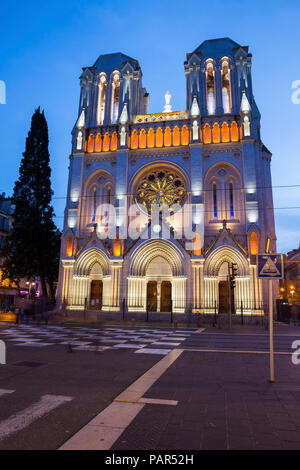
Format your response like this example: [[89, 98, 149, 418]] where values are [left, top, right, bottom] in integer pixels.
[[204, 162, 243, 222], [82, 170, 115, 229], [129, 240, 185, 277], [204, 246, 249, 277], [74, 247, 110, 276], [129, 161, 190, 197]]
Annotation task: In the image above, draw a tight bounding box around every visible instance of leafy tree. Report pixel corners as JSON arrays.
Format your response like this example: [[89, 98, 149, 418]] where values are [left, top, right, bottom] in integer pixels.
[[1, 107, 60, 299]]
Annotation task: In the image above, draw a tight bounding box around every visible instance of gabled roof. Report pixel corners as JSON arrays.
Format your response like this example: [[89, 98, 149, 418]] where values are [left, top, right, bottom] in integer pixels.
[[205, 224, 247, 257], [91, 52, 140, 75], [192, 37, 248, 61]]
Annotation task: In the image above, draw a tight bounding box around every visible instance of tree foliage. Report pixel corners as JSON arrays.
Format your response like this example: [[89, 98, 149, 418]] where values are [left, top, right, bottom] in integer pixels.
[[1, 107, 61, 298]]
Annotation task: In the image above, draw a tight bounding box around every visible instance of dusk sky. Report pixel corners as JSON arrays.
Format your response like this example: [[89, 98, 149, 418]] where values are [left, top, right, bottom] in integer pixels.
[[0, 0, 299, 253]]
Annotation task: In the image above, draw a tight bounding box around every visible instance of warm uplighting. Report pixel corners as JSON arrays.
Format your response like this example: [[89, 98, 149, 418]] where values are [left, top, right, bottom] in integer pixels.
[[250, 232, 258, 255], [111, 132, 118, 151], [212, 122, 220, 143], [113, 236, 123, 257], [203, 123, 211, 143], [193, 233, 201, 256], [87, 134, 94, 153], [221, 122, 230, 142], [231, 121, 239, 142], [66, 237, 73, 257], [103, 132, 110, 151]]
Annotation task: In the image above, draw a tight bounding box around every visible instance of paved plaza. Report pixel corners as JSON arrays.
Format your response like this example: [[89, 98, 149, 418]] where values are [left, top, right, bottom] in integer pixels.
[[0, 322, 300, 450]]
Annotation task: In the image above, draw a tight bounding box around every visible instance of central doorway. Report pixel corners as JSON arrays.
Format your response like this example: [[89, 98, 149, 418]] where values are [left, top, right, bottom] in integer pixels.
[[161, 281, 172, 312], [218, 280, 234, 314], [90, 280, 103, 309], [147, 281, 157, 312]]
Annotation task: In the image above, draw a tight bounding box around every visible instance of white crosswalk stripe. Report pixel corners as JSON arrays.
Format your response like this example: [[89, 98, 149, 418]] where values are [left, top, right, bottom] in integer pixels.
[[0, 389, 15, 397], [0, 394, 73, 440]]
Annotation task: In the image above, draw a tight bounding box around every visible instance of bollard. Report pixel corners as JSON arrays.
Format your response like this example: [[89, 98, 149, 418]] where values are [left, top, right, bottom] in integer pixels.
[[94, 340, 100, 354]]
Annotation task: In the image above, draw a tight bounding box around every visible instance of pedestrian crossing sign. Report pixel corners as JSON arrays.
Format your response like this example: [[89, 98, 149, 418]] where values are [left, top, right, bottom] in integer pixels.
[[257, 253, 283, 279]]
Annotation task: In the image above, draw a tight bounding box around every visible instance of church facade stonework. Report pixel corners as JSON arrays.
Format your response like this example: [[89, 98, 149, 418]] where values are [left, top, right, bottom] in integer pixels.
[[57, 38, 277, 317]]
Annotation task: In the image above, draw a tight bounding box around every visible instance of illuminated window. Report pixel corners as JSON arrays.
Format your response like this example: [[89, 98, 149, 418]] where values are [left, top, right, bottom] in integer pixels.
[[66, 237, 73, 257], [206, 63, 216, 114], [203, 123, 211, 144], [87, 134, 94, 153], [111, 72, 120, 123], [97, 75, 106, 125], [111, 132, 118, 151], [103, 132, 110, 152], [213, 183, 217, 218], [131, 129, 138, 149], [147, 128, 155, 148], [221, 122, 230, 142], [76, 131, 83, 150], [212, 122, 220, 143], [139, 129, 146, 149], [95, 133, 102, 152], [221, 61, 231, 113], [193, 233, 201, 256], [250, 232, 258, 255], [113, 236, 123, 257], [229, 182, 234, 217], [173, 126, 180, 146], [164, 127, 172, 147], [156, 127, 163, 147], [231, 121, 239, 142], [73, 238, 77, 256], [181, 125, 189, 145], [266, 236, 270, 254], [92, 188, 97, 222]]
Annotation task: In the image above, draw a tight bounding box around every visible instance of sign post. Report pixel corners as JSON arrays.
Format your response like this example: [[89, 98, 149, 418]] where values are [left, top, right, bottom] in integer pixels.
[[257, 253, 283, 383]]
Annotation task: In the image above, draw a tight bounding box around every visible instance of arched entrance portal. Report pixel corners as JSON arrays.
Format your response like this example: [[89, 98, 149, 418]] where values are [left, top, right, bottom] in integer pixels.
[[89, 261, 104, 310], [161, 281, 172, 312], [204, 246, 249, 314], [147, 281, 157, 312], [128, 240, 186, 313], [90, 280, 103, 309], [218, 262, 234, 314]]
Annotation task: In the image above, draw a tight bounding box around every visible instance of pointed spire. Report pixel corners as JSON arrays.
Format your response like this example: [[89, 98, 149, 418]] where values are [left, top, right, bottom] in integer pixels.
[[240, 90, 251, 113], [190, 95, 200, 117], [119, 102, 128, 124], [163, 91, 172, 112], [76, 108, 85, 128]]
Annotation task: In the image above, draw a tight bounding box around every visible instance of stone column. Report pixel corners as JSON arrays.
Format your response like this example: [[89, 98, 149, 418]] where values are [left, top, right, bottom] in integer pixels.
[[109, 260, 123, 311], [215, 66, 224, 115]]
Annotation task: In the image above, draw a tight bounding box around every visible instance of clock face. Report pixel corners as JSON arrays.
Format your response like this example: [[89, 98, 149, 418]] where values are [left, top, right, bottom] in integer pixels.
[[136, 169, 186, 212]]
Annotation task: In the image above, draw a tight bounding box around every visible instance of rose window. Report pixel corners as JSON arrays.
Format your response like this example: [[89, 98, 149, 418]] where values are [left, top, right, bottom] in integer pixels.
[[136, 170, 186, 211]]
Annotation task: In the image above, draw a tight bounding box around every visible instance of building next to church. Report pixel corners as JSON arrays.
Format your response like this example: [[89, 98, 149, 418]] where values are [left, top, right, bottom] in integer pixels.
[[56, 37, 277, 317]]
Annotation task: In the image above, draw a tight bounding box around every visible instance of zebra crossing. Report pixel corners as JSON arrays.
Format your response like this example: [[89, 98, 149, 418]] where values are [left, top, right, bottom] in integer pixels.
[[0, 325, 195, 355], [0, 389, 73, 442]]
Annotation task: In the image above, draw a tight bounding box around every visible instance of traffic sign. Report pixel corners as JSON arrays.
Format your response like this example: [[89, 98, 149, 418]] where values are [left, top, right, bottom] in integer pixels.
[[257, 253, 283, 279]]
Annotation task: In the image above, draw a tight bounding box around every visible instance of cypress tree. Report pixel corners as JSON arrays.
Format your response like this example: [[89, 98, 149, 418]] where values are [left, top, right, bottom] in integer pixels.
[[1, 107, 60, 298]]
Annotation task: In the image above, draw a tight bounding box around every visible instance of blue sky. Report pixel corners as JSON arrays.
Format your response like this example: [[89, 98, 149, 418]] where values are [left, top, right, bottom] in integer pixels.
[[0, 0, 299, 253]]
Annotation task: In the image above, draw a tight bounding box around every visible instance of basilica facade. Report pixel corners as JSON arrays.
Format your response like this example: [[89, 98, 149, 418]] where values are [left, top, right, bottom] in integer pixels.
[[57, 38, 277, 317]]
